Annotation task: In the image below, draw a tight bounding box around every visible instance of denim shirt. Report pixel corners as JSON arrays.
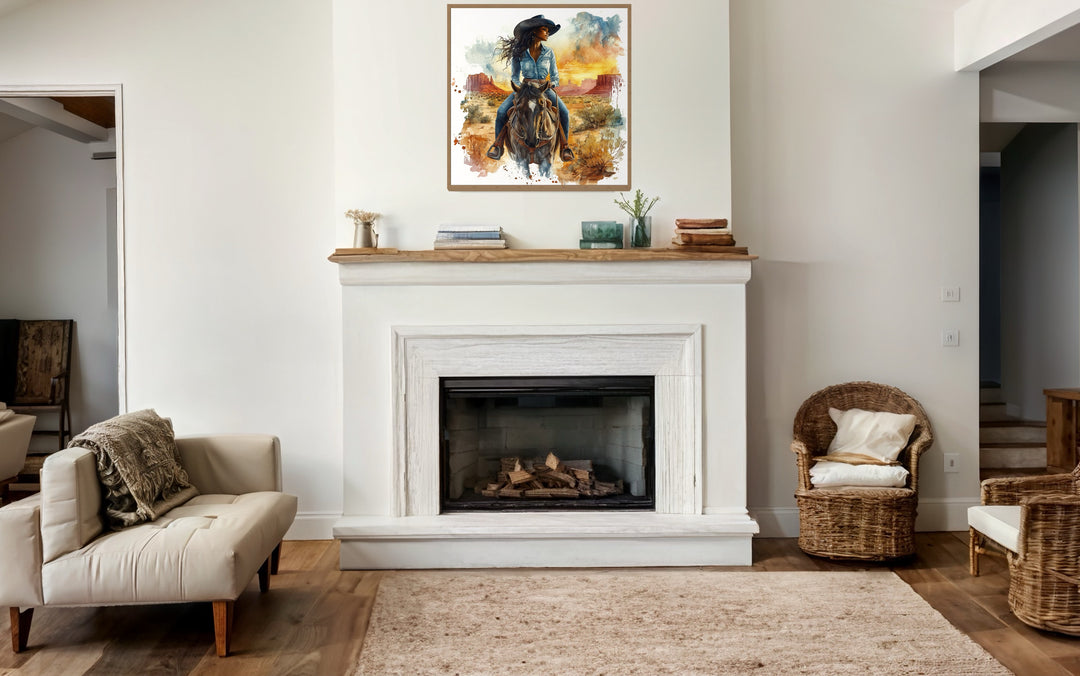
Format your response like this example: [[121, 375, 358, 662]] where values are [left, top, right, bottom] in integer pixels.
[[511, 44, 559, 87]]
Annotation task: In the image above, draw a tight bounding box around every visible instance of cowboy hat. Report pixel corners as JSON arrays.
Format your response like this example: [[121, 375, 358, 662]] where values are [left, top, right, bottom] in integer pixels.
[[513, 15, 560, 39]]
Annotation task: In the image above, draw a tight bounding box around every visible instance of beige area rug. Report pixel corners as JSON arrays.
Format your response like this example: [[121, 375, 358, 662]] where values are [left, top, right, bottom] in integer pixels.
[[353, 569, 1012, 676]]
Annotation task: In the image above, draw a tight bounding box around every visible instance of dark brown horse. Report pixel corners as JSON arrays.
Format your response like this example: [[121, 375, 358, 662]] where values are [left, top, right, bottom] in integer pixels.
[[505, 78, 559, 178]]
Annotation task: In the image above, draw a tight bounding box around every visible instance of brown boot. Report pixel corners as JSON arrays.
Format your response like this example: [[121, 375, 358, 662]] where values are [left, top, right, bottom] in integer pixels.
[[487, 127, 508, 160], [557, 125, 573, 162]]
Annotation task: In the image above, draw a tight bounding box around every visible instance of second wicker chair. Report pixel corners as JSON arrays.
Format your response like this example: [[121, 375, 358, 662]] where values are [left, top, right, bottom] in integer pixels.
[[971, 467, 1080, 635], [791, 381, 934, 561]]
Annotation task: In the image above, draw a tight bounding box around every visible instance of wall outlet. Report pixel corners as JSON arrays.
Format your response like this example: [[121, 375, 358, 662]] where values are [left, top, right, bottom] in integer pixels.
[[942, 329, 959, 347], [944, 453, 960, 473]]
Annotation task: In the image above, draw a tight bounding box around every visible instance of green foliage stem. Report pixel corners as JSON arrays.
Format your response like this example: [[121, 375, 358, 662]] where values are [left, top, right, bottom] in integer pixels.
[[614, 189, 660, 219]]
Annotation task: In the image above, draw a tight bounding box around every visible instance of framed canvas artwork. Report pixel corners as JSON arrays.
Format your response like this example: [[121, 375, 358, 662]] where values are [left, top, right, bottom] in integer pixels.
[[447, 4, 630, 191]]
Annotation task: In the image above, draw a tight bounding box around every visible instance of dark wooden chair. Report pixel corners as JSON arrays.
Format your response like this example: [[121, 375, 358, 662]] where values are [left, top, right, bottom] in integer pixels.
[[7, 320, 74, 451]]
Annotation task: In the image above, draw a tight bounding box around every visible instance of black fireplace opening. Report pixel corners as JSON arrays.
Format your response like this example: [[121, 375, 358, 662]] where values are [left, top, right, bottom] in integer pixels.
[[440, 375, 655, 511]]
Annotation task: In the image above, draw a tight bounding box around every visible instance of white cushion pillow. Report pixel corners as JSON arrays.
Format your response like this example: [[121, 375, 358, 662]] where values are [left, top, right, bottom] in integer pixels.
[[826, 407, 917, 464], [809, 460, 910, 488]]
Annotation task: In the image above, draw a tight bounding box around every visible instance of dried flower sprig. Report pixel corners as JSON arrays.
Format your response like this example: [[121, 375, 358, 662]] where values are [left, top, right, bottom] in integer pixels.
[[345, 209, 380, 225], [613, 189, 659, 219]]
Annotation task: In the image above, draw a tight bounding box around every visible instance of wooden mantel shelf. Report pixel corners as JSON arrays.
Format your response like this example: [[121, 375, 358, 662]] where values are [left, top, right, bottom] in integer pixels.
[[328, 247, 755, 264]]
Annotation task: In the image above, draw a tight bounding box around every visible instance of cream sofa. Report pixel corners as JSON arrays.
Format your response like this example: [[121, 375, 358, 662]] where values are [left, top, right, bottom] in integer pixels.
[[0, 434, 297, 657]]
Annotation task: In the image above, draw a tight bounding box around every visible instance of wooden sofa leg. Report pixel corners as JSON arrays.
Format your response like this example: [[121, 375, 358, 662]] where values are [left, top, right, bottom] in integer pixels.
[[258, 558, 271, 593], [212, 601, 234, 657], [270, 542, 282, 575], [9, 607, 32, 653], [969, 527, 981, 577]]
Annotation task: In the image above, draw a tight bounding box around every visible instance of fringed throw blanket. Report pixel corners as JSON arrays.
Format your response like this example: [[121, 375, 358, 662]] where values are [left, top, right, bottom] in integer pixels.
[[69, 409, 198, 529]]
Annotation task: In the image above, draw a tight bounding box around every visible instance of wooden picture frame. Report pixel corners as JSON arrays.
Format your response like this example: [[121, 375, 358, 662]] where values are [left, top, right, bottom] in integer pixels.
[[447, 4, 630, 191]]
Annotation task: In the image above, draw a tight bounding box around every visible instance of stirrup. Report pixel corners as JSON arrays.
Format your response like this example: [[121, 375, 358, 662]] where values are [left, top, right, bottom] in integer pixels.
[[487, 144, 503, 160], [560, 147, 575, 162]]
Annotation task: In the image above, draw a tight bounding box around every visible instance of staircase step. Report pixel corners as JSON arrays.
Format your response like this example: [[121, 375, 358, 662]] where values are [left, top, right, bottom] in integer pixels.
[[980, 466, 1050, 481], [980, 443, 1047, 469], [979, 402, 1014, 422], [980, 385, 1003, 404], [979, 421, 1046, 444]]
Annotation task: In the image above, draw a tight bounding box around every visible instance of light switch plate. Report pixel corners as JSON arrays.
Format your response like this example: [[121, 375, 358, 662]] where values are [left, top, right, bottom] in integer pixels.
[[941, 286, 960, 302]]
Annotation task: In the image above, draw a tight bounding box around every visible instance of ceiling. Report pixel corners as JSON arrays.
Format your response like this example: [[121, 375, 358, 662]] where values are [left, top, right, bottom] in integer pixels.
[[979, 22, 1080, 152], [0, 96, 115, 144], [1002, 22, 1080, 62]]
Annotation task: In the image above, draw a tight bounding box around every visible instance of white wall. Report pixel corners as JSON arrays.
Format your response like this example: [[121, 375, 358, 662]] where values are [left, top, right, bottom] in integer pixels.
[[0, 0, 339, 538], [0, 0, 987, 539], [333, 0, 732, 249], [1000, 123, 1080, 419], [0, 126, 118, 436], [731, 0, 981, 534]]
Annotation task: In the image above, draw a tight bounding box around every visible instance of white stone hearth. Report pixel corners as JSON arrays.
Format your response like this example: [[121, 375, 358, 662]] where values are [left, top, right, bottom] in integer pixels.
[[333, 256, 757, 568]]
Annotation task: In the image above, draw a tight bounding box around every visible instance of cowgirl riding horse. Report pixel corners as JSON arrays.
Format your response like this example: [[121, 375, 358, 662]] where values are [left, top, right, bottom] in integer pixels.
[[486, 15, 575, 163]]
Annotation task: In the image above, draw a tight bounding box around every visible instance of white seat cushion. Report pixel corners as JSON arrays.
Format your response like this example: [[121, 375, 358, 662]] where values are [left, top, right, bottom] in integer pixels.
[[809, 460, 910, 488], [968, 504, 1021, 553]]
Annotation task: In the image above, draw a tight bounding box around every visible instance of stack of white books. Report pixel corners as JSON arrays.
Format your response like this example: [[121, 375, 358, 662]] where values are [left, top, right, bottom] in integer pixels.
[[434, 225, 507, 249]]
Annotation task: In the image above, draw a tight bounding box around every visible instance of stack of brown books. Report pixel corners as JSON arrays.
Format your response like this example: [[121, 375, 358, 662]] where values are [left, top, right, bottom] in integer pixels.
[[671, 218, 735, 247]]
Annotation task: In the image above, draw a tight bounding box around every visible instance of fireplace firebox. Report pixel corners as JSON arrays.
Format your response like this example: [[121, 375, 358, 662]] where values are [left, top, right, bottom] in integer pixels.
[[440, 376, 655, 511]]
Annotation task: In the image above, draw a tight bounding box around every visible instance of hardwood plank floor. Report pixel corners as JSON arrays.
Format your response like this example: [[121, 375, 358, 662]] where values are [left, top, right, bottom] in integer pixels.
[[0, 534, 1075, 675]]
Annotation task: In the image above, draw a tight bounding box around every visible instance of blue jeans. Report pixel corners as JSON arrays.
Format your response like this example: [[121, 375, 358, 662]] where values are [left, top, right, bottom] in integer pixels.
[[494, 90, 569, 142]]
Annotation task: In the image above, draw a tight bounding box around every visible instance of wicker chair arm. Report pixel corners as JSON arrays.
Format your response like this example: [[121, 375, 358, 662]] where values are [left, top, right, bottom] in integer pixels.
[[981, 473, 1074, 505], [902, 425, 933, 493], [790, 439, 814, 491], [1014, 494, 1080, 562]]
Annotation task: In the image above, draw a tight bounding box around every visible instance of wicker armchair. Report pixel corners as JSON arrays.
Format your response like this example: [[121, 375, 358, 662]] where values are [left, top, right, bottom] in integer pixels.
[[791, 381, 934, 561], [969, 467, 1080, 635]]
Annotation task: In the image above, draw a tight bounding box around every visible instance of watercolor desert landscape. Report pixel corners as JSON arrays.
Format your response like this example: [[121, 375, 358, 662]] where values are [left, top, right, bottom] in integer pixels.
[[448, 7, 629, 187]]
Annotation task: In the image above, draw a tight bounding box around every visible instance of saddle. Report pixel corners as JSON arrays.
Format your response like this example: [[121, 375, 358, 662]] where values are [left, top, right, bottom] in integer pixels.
[[487, 88, 573, 162]]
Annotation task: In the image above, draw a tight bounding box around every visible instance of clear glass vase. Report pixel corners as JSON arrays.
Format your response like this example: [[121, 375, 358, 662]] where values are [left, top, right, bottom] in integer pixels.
[[629, 216, 652, 248]]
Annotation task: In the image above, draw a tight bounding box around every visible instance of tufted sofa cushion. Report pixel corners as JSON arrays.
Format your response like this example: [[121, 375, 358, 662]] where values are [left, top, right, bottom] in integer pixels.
[[42, 491, 296, 606]]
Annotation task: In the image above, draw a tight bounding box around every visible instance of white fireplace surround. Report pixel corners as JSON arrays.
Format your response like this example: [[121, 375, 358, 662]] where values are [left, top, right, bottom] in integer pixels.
[[333, 255, 758, 568], [392, 324, 701, 517]]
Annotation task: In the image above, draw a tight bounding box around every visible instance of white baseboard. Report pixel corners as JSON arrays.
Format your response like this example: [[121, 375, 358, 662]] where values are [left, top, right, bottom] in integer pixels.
[[749, 507, 799, 537], [751, 497, 978, 539], [286, 511, 341, 540], [915, 497, 979, 532]]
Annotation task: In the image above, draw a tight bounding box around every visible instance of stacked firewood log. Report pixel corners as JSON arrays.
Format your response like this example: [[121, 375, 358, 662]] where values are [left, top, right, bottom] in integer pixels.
[[479, 452, 623, 499]]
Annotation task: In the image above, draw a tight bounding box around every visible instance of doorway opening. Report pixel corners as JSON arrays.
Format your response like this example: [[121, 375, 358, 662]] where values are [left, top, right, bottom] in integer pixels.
[[0, 85, 125, 492]]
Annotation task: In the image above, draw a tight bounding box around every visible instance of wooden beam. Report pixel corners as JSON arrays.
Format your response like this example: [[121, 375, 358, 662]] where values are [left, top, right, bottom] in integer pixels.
[[329, 247, 754, 263]]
